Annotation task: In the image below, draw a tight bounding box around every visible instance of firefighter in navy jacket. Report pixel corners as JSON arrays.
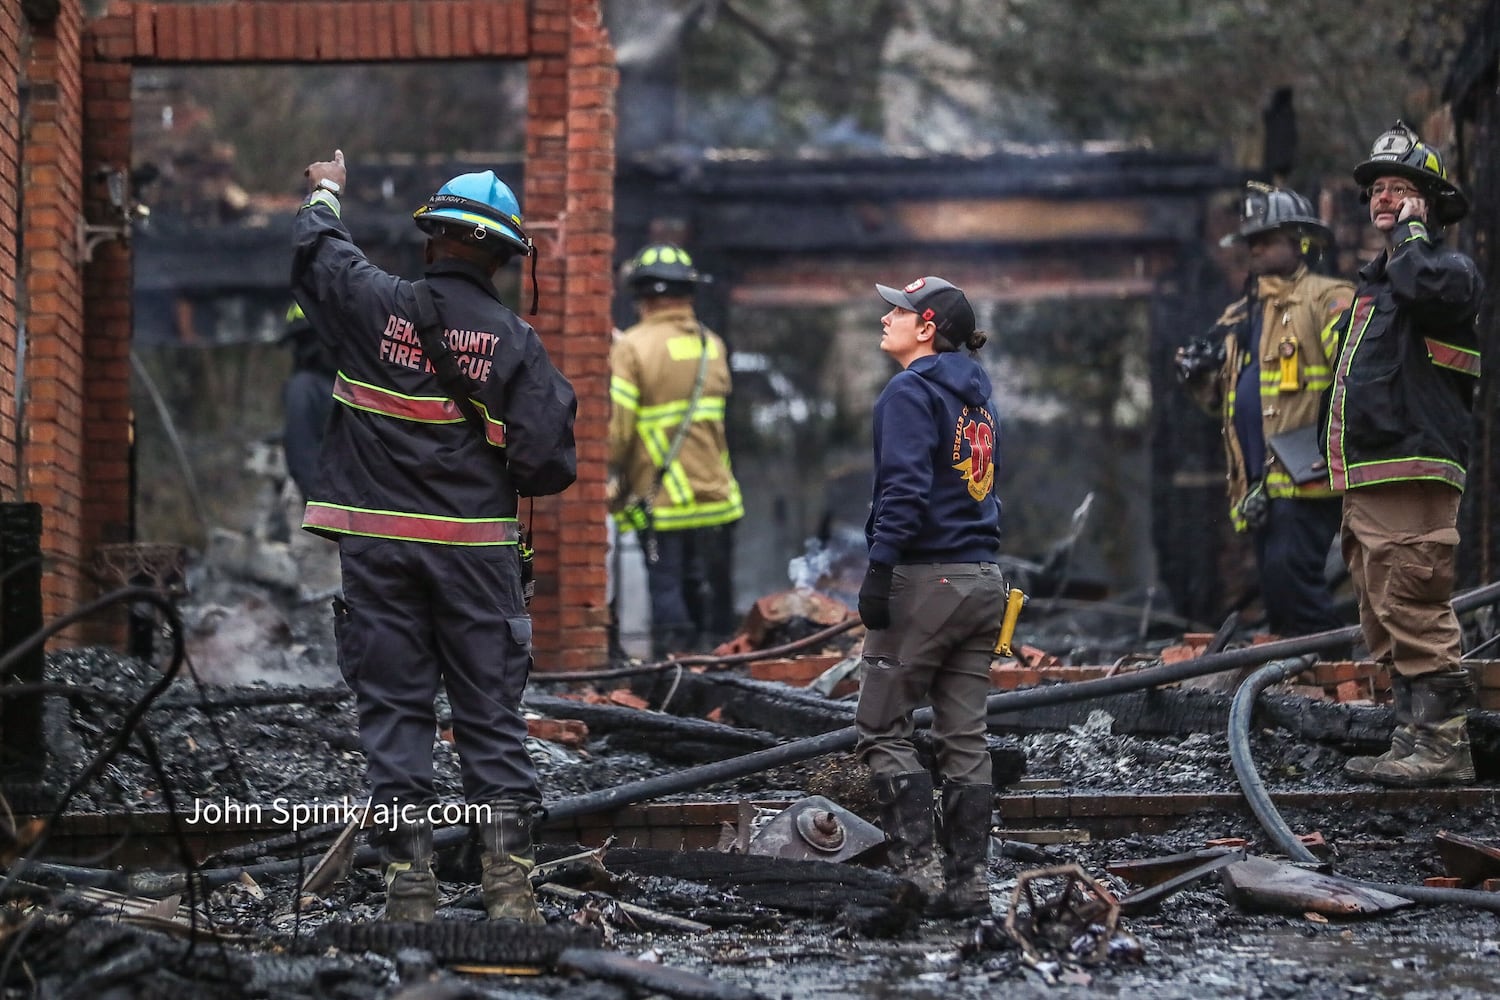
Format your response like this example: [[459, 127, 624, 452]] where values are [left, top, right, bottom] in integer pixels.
[[294, 150, 577, 924], [855, 276, 1005, 918], [1327, 123, 1483, 788]]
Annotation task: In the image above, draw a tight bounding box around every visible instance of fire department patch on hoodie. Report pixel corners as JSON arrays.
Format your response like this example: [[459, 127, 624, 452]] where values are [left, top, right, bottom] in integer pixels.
[[951, 405, 996, 502]]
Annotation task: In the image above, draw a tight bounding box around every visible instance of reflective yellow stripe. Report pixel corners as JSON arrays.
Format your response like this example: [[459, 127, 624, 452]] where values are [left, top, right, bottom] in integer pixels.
[[611, 375, 640, 411], [650, 490, 745, 531], [637, 397, 726, 424], [666, 336, 721, 362], [1319, 312, 1342, 356]]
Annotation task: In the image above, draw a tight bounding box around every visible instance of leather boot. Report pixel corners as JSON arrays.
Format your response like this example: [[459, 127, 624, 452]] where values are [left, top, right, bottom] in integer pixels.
[[1345, 673, 1414, 780], [478, 804, 544, 924], [1369, 671, 1475, 787], [933, 782, 993, 917], [378, 815, 437, 922], [872, 771, 944, 901]]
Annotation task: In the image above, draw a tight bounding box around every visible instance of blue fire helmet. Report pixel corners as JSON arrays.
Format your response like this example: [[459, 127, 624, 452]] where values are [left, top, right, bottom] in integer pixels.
[[412, 170, 533, 258]]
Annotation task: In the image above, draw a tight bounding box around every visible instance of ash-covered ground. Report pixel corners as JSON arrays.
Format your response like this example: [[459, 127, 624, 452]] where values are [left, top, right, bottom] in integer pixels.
[[9, 573, 1500, 999]]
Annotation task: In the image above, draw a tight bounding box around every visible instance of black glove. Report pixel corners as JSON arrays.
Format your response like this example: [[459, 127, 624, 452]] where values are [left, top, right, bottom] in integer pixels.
[[1237, 480, 1269, 532], [858, 561, 895, 631], [1173, 337, 1225, 384]]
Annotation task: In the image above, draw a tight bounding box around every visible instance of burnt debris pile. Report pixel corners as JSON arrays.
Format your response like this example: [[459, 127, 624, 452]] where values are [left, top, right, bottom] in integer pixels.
[[5, 571, 1500, 998]]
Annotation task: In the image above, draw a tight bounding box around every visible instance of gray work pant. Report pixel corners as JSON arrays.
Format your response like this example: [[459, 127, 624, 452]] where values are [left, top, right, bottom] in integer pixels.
[[1341, 480, 1463, 678], [336, 536, 539, 808], [855, 562, 1007, 783]]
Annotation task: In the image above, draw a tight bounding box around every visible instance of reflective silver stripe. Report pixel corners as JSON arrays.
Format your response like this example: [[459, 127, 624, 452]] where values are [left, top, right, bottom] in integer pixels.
[[304, 503, 520, 545]]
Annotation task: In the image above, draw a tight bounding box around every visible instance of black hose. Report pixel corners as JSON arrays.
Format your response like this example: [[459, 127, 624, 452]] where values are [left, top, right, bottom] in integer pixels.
[[1227, 655, 1320, 864], [1227, 652, 1500, 913], [22, 579, 1500, 897]]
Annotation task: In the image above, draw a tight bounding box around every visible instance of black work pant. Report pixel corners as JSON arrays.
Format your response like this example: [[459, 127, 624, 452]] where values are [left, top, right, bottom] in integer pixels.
[[648, 524, 736, 653], [1252, 496, 1344, 637], [336, 536, 538, 809]]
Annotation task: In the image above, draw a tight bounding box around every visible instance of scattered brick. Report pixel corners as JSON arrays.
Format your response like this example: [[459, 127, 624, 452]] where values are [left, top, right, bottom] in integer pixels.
[[750, 654, 845, 687], [1160, 644, 1202, 664], [606, 689, 650, 710], [526, 717, 589, 749], [713, 633, 754, 656], [1334, 680, 1363, 703]]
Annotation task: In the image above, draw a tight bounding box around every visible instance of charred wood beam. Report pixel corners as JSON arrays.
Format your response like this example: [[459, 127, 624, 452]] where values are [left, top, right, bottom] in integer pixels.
[[640, 151, 1243, 201], [523, 694, 779, 762], [631, 672, 857, 736], [598, 847, 920, 937], [989, 686, 1500, 778]]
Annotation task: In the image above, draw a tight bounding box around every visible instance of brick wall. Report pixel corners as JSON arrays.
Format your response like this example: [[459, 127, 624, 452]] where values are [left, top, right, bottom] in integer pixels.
[[7, 0, 618, 666], [0, 4, 20, 497], [24, 1, 89, 642]]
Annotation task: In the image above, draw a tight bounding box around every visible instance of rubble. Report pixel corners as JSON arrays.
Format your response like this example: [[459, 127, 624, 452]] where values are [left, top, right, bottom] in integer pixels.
[[7, 568, 1500, 998]]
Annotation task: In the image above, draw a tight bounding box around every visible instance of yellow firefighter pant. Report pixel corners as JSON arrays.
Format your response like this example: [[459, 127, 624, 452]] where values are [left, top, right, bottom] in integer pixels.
[[1340, 480, 1463, 678]]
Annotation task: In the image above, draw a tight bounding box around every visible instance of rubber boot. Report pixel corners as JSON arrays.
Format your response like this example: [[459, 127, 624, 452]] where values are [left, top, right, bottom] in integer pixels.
[[1369, 671, 1475, 787], [378, 815, 437, 922], [1345, 673, 1414, 781], [872, 771, 945, 901], [932, 782, 993, 917], [652, 625, 697, 660], [479, 804, 544, 924]]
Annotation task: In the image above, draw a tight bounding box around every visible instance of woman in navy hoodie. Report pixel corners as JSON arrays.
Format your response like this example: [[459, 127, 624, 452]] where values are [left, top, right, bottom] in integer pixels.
[[856, 276, 1005, 918]]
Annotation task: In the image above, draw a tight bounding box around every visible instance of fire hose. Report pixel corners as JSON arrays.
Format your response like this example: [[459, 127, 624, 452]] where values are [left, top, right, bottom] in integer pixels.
[[1228, 654, 1500, 913], [15, 580, 1500, 898]]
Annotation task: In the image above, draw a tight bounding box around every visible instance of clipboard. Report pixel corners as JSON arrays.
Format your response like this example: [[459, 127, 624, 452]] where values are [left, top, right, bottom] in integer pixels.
[[1267, 424, 1328, 485]]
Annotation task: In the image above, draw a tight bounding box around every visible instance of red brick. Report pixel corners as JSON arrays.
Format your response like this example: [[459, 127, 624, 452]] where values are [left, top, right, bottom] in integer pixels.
[[470, 1, 492, 52], [217, 5, 240, 62], [293, 4, 319, 61], [336, 2, 359, 60], [429, 1, 453, 56], [371, 2, 398, 59], [132, 7, 155, 59], [750, 654, 845, 688], [392, 1, 415, 59], [605, 689, 649, 710], [526, 717, 588, 749]]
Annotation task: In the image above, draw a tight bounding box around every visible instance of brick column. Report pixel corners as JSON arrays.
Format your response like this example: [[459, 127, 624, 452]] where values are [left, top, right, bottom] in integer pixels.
[[79, 24, 135, 645], [526, 0, 614, 670], [0, 2, 21, 496], [23, 0, 89, 641]]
